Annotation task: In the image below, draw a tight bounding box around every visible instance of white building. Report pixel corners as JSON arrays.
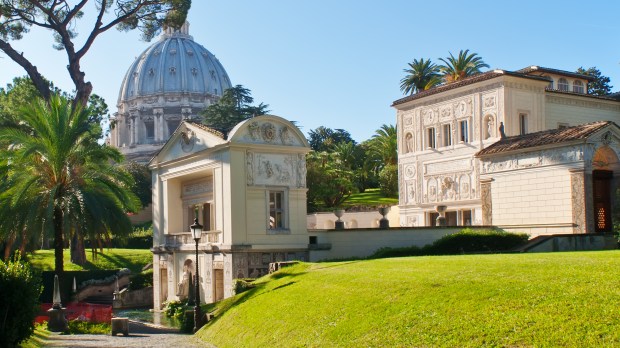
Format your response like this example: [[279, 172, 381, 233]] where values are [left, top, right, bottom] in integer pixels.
[[149, 116, 310, 309], [110, 22, 232, 162], [394, 66, 620, 235]]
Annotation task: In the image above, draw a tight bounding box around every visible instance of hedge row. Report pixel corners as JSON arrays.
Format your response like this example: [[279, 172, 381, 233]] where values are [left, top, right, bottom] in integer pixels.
[[370, 228, 529, 259]]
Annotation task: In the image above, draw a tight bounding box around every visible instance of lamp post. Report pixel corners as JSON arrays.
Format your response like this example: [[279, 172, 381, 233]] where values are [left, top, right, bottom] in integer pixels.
[[190, 217, 203, 333]]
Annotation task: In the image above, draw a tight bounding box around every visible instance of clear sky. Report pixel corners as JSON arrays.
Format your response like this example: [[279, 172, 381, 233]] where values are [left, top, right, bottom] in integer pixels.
[[1, 0, 619, 142]]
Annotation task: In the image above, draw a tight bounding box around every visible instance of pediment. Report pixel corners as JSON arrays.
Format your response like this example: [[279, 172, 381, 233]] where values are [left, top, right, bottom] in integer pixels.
[[228, 115, 310, 148], [150, 122, 226, 164]]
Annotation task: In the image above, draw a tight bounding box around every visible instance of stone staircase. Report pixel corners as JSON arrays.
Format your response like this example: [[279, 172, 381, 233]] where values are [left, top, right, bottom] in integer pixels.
[[513, 233, 617, 253], [82, 294, 114, 306]]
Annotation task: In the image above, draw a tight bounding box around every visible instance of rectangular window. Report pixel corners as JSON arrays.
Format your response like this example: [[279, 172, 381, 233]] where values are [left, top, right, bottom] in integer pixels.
[[459, 120, 469, 143], [442, 124, 452, 147], [202, 203, 212, 231], [519, 113, 528, 135], [145, 122, 154, 141], [427, 128, 436, 149], [268, 191, 285, 229]]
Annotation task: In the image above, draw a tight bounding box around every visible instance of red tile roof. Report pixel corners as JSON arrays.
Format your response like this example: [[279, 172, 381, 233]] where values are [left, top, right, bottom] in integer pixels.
[[187, 121, 225, 139], [392, 70, 550, 106], [475, 121, 615, 157], [515, 66, 596, 81]]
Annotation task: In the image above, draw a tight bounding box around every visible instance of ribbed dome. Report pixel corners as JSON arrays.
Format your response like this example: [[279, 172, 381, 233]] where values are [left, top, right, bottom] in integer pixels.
[[117, 22, 232, 104]]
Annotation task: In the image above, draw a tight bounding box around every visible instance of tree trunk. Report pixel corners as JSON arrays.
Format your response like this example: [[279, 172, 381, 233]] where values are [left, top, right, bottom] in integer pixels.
[[3, 234, 15, 261], [70, 231, 87, 266], [53, 207, 64, 276]]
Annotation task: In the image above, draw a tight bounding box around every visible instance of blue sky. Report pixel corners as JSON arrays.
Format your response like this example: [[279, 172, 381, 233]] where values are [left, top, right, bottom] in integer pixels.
[[1, 1, 619, 142]]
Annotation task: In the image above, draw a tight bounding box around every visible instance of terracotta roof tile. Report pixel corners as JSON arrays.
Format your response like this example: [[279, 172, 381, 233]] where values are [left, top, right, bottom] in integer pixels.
[[187, 121, 225, 139], [515, 66, 596, 81], [475, 121, 615, 157], [392, 70, 550, 106]]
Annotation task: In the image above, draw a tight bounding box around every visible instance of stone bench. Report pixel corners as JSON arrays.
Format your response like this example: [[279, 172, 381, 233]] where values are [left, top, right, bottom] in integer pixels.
[[111, 317, 129, 336]]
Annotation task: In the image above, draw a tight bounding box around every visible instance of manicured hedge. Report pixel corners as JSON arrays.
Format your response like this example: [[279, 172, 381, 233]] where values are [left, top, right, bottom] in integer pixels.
[[370, 228, 529, 259]]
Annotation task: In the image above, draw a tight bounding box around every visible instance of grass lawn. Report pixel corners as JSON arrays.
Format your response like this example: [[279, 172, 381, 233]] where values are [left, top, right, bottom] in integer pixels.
[[28, 249, 152, 273], [341, 188, 398, 208], [197, 250, 620, 347]]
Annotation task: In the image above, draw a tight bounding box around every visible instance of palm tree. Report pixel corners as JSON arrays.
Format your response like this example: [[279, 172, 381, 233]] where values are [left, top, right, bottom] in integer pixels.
[[438, 49, 489, 83], [366, 124, 397, 166], [400, 58, 441, 95], [0, 95, 139, 278]]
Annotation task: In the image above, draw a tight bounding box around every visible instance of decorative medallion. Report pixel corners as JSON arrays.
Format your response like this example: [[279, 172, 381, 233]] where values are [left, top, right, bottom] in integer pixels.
[[404, 164, 416, 178], [262, 123, 276, 142]]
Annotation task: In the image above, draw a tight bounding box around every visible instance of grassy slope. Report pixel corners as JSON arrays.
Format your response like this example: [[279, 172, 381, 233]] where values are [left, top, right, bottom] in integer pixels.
[[198, 251, 620, 347], [28, 249, 152, 272], [341, 188, 398, 208]]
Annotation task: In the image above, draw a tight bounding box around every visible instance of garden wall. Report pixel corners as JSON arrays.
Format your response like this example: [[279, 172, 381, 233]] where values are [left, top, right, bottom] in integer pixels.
[[308, 226, 489, 261]]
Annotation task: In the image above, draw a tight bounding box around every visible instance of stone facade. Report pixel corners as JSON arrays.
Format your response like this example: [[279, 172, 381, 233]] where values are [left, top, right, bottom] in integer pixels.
[[394, 66, 620, 234], [149, 116, 310, 309]]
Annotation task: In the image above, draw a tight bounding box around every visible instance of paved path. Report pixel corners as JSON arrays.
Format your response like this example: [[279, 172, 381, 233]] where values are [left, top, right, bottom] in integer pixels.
[[44, 320, 214, 348]]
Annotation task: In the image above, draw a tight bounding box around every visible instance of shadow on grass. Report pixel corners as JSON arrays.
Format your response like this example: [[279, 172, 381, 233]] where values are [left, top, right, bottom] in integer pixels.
[[94, 252, 144, 272]]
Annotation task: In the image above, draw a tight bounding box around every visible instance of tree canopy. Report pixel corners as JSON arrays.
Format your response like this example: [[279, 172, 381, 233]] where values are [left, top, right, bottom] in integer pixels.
[[0, 0, 191, 106], [0, 94, 139, 275], [576, 67, 613, 96], [307, 126, 355, 152], [400, 58, 441, 95], [202, 85, 269, 135], [438, 49, 489, 83]]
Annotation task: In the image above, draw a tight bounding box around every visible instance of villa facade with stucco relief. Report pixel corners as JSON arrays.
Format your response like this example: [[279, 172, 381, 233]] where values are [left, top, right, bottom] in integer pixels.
[[394, 66, 620, 236]]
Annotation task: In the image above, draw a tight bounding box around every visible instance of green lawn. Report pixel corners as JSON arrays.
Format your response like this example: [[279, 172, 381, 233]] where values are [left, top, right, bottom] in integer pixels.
[[28, 249, 152, 273], [342, 188, 398, 208], [197, 251, 620, 347]]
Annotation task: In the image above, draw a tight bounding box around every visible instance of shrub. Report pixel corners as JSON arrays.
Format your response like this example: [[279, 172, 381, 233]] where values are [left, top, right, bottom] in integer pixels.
[[431, 228, 528, 254], [128, 269, 153, 290], [378, 164, 398, 197], [369, 229, 529, 259], [65, 320, 111, 334], [163, 300, 188, 319], [0, 253, 43, 348], [233, 278, 256, 294]]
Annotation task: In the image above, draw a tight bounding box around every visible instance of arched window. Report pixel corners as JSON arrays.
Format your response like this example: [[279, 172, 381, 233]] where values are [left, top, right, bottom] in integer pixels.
[[558, 78, 569, 91], [573, 80, 584, 93]]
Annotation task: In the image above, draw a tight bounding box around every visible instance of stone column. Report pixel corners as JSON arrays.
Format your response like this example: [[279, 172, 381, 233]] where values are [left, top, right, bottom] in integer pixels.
[[129, 116, 136, 146], [570, 168, 594, 234], [153, 108, 164, 142], [480, 178, 493, 226]]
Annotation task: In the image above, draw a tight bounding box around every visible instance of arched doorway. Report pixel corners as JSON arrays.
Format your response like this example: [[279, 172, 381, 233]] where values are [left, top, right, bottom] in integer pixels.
[[593, 170, 612, 233], [592, 145, 619, 233]]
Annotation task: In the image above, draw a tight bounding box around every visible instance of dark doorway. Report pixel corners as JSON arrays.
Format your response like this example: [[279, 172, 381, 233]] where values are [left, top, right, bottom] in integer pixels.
[[593, 170, 612, 233]]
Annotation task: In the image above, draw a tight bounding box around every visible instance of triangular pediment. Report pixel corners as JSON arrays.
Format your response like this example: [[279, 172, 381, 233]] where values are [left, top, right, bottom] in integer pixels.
[[228, 115, 310, 148], [150, 122, 227, 165]]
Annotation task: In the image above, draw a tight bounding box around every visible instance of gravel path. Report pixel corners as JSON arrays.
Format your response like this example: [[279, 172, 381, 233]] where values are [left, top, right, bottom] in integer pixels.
[[44, 320, 214, 348]]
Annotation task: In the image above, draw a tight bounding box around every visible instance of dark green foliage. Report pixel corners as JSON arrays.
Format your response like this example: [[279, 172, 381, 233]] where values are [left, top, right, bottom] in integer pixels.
[[576, 67, 613, 96], [378, 164, 398, 197], [308, 126, 355, 152], [163, 300, 188, 318], [0, 253, 42, 348], [180, 310, 195, 333], [306, 151, 357, 211], [370, 229, 529, 259], [128, 269, 154, 290], [123, 161, 152, 209], [430, 229, 529, 254], [233, 278, 256, 294], [202, 85, 269, 135], [400, 58, 441, 95]]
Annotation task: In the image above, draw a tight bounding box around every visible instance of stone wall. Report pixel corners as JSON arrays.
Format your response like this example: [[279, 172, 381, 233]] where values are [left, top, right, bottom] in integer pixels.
[[308, 226, 468, 261]]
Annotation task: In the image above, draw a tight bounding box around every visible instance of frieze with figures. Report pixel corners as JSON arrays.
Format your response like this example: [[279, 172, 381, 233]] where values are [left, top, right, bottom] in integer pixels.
[[246, 152, 307, 188], [481, 145, 586, 174], [422, 172, 473, 203]]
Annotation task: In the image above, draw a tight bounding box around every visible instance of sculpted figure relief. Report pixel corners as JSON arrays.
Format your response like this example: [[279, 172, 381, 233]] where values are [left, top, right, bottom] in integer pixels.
[[176, 260, 193, 301]]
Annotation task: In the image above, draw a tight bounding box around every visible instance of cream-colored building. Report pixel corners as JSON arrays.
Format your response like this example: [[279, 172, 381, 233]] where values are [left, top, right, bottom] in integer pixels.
[[149, 116, 310, 308], [393, 66, 620, 234]]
